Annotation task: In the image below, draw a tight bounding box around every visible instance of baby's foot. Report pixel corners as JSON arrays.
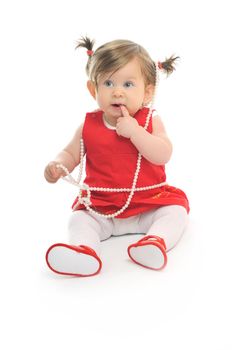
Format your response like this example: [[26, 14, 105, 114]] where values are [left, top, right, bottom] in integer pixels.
[[46, 243, 102, 277], [127, 235, 167, 270]]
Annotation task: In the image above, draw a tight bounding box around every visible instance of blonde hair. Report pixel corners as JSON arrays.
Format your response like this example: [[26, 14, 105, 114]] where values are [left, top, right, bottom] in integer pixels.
[[76, 36, 179, 87]]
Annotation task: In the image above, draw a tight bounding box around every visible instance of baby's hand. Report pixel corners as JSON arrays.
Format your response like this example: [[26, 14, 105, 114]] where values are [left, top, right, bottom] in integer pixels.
[[44, 161, 66, 183], [116, 106, 139, 138]]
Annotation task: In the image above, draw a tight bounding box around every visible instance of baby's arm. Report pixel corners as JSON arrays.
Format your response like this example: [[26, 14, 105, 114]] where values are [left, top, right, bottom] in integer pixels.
[[44, 123, 84, 183], [130, 116, 173, 165]]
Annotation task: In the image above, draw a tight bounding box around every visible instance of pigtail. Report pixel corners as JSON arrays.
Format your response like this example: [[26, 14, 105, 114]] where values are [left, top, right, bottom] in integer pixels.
[[75, 36, 95, 76], [75, 36, 95, 51], [158, 55, 180, 76]]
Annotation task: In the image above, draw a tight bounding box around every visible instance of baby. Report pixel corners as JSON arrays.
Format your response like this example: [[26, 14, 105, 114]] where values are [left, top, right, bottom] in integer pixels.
[[44, 37, 189, 277]]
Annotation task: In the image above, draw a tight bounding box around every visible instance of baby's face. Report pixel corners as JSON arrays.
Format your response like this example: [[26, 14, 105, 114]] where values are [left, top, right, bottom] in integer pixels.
[[94, 58, 153, 126]]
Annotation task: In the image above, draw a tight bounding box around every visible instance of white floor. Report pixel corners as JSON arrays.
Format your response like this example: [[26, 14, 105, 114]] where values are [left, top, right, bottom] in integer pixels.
[[1, 189, 232, 350]]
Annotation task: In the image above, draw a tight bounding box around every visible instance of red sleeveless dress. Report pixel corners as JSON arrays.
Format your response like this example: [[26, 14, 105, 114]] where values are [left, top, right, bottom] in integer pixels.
[[72, 107, 189, 218]]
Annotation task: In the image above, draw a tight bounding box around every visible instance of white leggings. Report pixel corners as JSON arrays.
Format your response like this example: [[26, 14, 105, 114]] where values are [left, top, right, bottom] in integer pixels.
[[67, 205, 188, 255]]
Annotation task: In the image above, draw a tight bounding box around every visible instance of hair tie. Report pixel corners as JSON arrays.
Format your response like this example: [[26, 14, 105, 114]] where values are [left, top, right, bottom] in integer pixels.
[[87, 50, 94, 57], [158, 61, 163, 70]]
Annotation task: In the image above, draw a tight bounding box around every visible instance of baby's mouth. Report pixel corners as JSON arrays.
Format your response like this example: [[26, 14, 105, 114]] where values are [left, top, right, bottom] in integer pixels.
[[111, 104, 125, 108]]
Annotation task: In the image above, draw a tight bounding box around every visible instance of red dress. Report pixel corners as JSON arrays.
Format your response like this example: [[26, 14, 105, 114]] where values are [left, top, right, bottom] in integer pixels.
[[72, 107, 189, 218]]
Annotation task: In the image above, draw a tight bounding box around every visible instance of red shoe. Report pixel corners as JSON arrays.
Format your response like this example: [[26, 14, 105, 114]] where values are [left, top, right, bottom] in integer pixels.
[[45, 243, 102, 277], [127, 235, 167, 270]]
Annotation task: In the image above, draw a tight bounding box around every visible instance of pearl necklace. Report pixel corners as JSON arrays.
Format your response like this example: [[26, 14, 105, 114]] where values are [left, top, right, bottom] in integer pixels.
[[57, 72, 166, 219]]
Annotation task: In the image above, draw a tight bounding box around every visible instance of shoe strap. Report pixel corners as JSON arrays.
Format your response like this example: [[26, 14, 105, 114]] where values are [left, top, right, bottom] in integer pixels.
[[137, 235, 166, 249], [78, 245, 99, 258]]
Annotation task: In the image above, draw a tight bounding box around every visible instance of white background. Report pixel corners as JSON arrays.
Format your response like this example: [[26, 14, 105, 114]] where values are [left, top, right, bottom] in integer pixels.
[[1, 0, 232, 349]]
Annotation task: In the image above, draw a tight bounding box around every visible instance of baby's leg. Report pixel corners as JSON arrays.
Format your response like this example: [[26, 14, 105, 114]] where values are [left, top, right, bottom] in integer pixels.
[[68, 210, 106, 255], [46, 210, 112, 277], [144, 205, 189, 251], [128, 205, 188, 270]]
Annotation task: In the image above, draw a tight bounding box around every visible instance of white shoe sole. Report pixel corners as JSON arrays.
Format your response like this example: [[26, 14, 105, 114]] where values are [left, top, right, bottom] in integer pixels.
[[129, 244, 165, 270], [47, 245, 100, 276]]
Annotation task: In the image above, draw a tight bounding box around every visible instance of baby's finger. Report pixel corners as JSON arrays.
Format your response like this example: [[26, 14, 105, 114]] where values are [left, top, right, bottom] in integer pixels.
[[47, 162, 63, 179], [49, 164, 59, 177], [120, 105, 130, 117], [116, 117, 123, 124]]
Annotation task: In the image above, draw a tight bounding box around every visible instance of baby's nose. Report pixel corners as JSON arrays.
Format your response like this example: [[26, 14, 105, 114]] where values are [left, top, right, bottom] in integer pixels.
[[112, 88, 124, 97]]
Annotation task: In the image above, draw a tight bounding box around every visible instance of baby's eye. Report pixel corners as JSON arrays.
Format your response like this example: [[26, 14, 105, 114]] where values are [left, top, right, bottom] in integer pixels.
[[124, 81, 134, 88], [104, 80, 114, 87]]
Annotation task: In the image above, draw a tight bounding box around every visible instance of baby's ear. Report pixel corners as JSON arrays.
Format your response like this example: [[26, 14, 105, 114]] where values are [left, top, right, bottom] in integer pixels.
[[87, 80, 96, 99], [144, 84, 155, 105]]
